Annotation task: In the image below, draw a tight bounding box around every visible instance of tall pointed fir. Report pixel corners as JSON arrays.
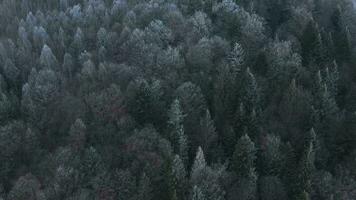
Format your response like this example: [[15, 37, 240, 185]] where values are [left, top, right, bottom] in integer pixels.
[[172, 155, 187, 200], [39, 44, 59, 70], [168, 99, 188, 164], [190, 146, 225, 200], [191, 147, 206, 180], [300, 20, 325, 69], [68, 118, 86, 152], [324, 61, 339, 99], [232, 102, 249, 151], [232, 134, 257, 178], [282, 142, 298, 199], [232, 134, 258, 200], [199, 109, 218, 161], [313, 71, 339, 123], [228, 42, 245, 77], [137, 173, 153, 200], [191, 185, 206, 200], [241, 67, 259, 113], [295, 129, 316, 200], [331, 5, 351, 63]]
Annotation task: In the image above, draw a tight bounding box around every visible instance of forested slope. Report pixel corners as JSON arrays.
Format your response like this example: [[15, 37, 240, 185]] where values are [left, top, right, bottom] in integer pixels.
[[0, 0, 356, 199]]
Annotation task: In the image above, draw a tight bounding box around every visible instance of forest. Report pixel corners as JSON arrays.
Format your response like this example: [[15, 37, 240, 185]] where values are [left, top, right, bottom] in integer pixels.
[[0, 0, 356, 199]]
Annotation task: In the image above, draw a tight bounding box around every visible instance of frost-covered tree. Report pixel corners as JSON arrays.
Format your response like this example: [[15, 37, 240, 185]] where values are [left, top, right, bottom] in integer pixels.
[[39, 44, 59, 70], [168, 99, 188, 164]]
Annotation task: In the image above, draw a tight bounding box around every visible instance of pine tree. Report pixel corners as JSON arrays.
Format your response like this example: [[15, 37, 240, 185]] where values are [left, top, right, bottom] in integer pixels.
[[301, 21, 325, 68], [199, 109, 217, 159], [232, 134, 256, 178], [191, 147, 206, 179], [39, 44, 59, 70], [68, 118, 86, 152], [113, 169, 136, 200], [331, 5, 351, 63], [324, 60, 339, 98], [127, 78, 165, 127], [320, 84, 338, 121], [21, 68, 60, 129], [242, 67, 259, 112], [172, 155, 187, 200], [3, 59, 20, 88], [191, 185, 206, 200], [260, 134, 283, 176], [62, 53, 74, 81], [228, 42, 245, 76], [175, 82, 207, 153], [137, 173, 153, 200], [71, 27, 84, 57], [168, 99, 186, 151], [80, 147, 104, 186], [7, 174, 44, 200], [295, 129, 316, 200], [282, 143, 298, 198]]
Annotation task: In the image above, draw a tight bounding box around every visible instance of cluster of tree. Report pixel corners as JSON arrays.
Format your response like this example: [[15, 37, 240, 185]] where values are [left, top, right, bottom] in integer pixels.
[[0, 0, 356, 199]]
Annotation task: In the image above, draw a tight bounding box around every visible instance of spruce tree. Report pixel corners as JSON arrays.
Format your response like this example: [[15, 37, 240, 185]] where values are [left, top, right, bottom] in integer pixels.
[[137, 173, 153, 200], [199, 109, 217, 159], [191, 147, 206, 179], [295, 129, 316, 200], [242, 67, 259, 113], [228, 42, 245, 76], [232, 135, 257, 200], [39, 44, 59, 70], [301, 21, 325, 68], [232, 134, 256, 178], [172, 155, 187, 200], [168, 99, 188, 164], [191, 185, 206, 200]]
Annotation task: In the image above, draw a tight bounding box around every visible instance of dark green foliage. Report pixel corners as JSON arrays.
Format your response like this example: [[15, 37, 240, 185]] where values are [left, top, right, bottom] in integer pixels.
[[0, 0, 355, 199], [232, 134, 256, 178]]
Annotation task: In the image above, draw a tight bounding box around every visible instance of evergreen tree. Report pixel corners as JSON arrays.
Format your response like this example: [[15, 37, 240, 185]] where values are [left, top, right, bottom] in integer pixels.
[[7, 174, 44, 200], [301, 21, 325, 68], [198, 109, 218, 159], [3, 59, 20, 88], [324, 61, 339, 98], [241, 67, 259, 112], [137, 173, 153, 200], [191, 147, 206, 181], [172, 155, 187, 200], [39, 44, 59, 70], [113, 169, 136, 200], [232, 134, 256, 178], [295, 129, 316, 200], [228, 42, 245, 76], [168, 99, 188, 163], [331, 5, 351, 63], [68, 118, 86, 152], [191, 185, 206, 200]]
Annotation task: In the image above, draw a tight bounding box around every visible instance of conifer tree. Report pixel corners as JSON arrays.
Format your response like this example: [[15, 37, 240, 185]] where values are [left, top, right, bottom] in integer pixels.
[[68, 118, 86, 152], [199, 109, 217, 159], [232, 134, 256, 178], [39, 44, 59, 70], [168, 99, 186, 151], [295, 129, 316, 200], [172, 155, 187, 200], [191, 147, 206, 179], [191, 185, 206, 200], [137, 173, 153, 200], [228, 42, 245, 76], [301, 21, 325, 68], [242, 67, 259, 112], [324, 61, 339, 98]]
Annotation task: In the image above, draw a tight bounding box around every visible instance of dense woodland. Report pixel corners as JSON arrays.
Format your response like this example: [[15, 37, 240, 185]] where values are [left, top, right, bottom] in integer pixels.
[[1, 0, 356, 199]]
